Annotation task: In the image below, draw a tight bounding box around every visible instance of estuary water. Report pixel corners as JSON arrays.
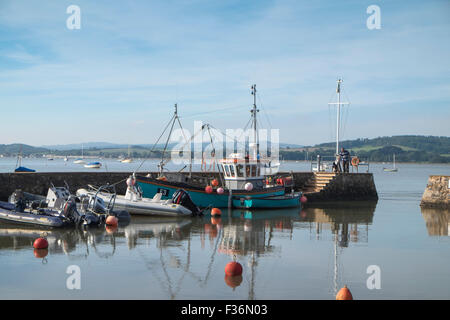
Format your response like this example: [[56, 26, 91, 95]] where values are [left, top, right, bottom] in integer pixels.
[[0, 158, 449, 299]]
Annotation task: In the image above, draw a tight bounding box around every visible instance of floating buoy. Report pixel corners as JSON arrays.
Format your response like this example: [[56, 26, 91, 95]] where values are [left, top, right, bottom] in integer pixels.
[[34, 248, 48, 259], [336, 285, 353, 300], [225, 261, 243, 276], [211, 216, 222, 225], [300, 195, 308, 204], [244, 182, 253, 191], [211, 208, 222, 217], [216, 187, 224, 194], [205, 185, 213, 194], [106, 215, 118, 227], [224, 275, 243, 289], [105, 225, 118, 234], [211, 179, 219, 187], [33, 237, 48, 249]]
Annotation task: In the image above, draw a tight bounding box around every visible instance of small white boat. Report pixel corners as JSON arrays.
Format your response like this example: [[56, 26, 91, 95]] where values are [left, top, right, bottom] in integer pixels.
[[120, 145, 133, 163], [84, 162, 102, 169], [76, 178, 194, 217], [383, 154, 398, 172], [74, 144, 86, 164]]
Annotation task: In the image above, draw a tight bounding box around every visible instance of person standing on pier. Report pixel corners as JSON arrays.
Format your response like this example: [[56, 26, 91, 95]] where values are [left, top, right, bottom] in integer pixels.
[[340, 147, 350, 173]]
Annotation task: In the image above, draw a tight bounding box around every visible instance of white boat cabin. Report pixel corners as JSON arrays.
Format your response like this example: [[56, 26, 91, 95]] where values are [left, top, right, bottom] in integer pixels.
[[219, 153, 268, 190]]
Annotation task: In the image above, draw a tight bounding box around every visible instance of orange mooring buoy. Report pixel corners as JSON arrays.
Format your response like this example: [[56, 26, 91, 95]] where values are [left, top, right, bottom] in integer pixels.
[[336, 285, 353, 300], [211, 216, 222, 225], [211, 179, 219, 187], [33, 248, 48, 259], [105, 225, 118, 234], [106, 215, 118, 227], [33, 237, 48, 249], [224, 275, 243, 289], [300, 195, 308, 204], [225, 261, 243, 276], [211, 207, 222, 216]]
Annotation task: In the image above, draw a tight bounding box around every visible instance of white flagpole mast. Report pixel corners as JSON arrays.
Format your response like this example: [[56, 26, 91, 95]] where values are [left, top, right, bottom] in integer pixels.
[[328, 79, 349, 155]]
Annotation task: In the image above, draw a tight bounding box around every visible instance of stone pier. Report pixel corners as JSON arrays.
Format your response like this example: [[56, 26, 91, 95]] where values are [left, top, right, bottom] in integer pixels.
[[420, 175, 450, 209], [0, 171, 378, 202]]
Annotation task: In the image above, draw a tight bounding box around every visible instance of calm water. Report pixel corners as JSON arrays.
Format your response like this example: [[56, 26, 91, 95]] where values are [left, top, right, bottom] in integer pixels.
[[0, 158, 449, 299]]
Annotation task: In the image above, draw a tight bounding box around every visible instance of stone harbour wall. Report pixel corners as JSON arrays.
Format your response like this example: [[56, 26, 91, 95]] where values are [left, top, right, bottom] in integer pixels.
[[301, 173, 378, 202], [420, 175, 450, 209], [0, 171, 377, 202]]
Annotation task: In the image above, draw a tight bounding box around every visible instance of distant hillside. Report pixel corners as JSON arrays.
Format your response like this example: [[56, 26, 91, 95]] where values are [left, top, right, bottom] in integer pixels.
[[0, 144, 49, 155], [2, 136, 449, 163], [280, 135, 450, 163]]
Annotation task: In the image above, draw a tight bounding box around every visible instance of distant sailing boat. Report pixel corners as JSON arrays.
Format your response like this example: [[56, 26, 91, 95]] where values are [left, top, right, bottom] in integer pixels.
[[383, 154, 398, 172], [74, 144, 86, 164], [14, 146, 36, 173], [121, 145, 133, 163]]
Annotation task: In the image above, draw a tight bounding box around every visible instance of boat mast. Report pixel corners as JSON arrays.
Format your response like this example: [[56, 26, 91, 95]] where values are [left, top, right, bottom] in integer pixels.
[[250, 84, 259, 160]]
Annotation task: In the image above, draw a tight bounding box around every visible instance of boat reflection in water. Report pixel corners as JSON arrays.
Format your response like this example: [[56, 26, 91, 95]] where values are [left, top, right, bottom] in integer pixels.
[[216, 202, 376, 297], [421, 207, 449, 237], [0, 202, 376, 299]]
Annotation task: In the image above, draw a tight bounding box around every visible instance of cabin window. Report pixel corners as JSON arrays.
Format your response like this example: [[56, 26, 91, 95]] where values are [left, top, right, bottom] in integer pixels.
[[236, 164, 244, 177], [229, 165, 235, 177], [246, 165, 251, 177], [224, 165, 230, 177], [251, 165, 257, 177]]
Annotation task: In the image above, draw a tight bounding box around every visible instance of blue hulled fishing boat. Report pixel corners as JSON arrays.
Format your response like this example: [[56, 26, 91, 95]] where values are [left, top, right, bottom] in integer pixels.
[[136, 85, 302, 209]]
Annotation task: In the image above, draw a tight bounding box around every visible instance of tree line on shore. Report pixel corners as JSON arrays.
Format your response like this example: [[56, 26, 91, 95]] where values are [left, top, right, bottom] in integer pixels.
[[1, 135, 449, 163]]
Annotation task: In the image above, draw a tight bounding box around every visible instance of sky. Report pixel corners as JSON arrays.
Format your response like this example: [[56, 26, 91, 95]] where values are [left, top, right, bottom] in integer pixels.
[[0, 0, 449, 147]]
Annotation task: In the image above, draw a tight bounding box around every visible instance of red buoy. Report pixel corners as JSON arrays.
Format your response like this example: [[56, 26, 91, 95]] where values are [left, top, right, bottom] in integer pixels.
[[211, 179, 219, 187], [106, 215, 118, 227], [205, 185, 213, 194], [33, 248, 48, 259], [336, 285, 353, 300], [224, 275, 243, 289], [225, 261, 243, 276], [33, 237, 48, 249], [211, 216, 222, 225], [211, 208, 222, 216], [105, 225, 118, 234], [300, 195, 308, 204]]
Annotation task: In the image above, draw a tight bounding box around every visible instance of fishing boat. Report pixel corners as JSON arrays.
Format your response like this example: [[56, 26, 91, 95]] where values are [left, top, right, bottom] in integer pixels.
[[383, 154, 398, 172], [76, 176, 197, 217], [84, 161, 102, 169], [135, 85, 302, 209]]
